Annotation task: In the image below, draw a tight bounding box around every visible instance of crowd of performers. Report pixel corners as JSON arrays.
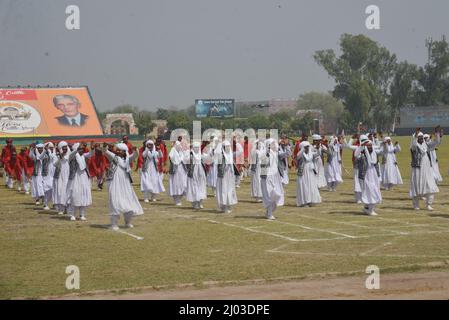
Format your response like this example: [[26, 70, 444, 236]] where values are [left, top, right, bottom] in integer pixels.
[[0, 126, 445, 230]]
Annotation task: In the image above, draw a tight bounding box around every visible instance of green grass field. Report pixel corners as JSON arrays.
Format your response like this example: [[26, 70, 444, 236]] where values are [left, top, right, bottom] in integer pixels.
[[1, 136, 449, 299]]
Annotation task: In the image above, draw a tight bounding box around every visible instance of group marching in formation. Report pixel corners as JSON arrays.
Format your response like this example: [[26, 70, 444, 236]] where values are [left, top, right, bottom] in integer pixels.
[[0, 126, 445, 230]]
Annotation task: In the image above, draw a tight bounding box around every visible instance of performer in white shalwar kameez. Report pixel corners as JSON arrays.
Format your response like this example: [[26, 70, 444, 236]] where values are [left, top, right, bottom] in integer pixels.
[[42, 142, 57, 210], [140, 140, 165, 202], [423, 134, 443, 184], [344, 135, 362, 203], [206, 137, 219, 196], [66, 143, 93, 221], [260, 139, 284, 220], [354, 137, 382, 216], [249, 140, 264, 202], [278, 139, 292, 186], [168, 141, 188, 206], [325, 136, 343, 191], [409, 130, 441, 211], [103, 143, 143, 230], [296, 141, 321, 207], [380, 137, 403, 190], [233, 138, 244, 188], [312, 134, 327, 189], [216, 140, 238, 213], [185, 142, 208, 209], [30, 144, 49, 206], [52, 141, 74, 215]]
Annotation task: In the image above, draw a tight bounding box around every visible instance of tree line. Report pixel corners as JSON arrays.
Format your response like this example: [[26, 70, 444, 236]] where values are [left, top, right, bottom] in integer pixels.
[[99, 33, 449, 136]]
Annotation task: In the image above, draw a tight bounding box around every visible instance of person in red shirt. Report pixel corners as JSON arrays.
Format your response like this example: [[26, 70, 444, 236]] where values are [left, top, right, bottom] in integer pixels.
[[17, 147, 34, 194], [88, 142, 109, 190], [155, 136, 168, 175], [241, 136, 250, 179], [135, 141, 146, 173], [1, 139, 17, 188], [7, 151, 22, 190], [292, 134, 308, 167]]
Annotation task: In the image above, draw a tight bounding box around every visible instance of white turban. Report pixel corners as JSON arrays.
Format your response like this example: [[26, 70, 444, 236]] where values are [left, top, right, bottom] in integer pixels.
[[145, 140, 154, 146], [45, 142, 54, 148], [300, 141, 310, 148], [417, 132, 424, 137], [359, 135, 369, 145], [58, 141, 68, 149], [383, 136, 391, 142], [312, 134, 321, 141], [36, 143, 45, 148], [116, 143, 129, 152], [423, 134, 430, 139]]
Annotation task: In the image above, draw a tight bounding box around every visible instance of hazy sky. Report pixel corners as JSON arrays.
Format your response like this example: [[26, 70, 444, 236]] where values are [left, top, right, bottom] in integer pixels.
[[1, 0, 448, 111]]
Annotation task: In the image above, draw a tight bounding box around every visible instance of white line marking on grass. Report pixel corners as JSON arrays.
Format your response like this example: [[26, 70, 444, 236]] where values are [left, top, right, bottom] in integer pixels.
[[269, 249, 449, 259], [273, 220, 356, 238], [296, 214, 409, 235], [117, 230, 144, 240], [207, 219, 301, 242], [360, 241, 393, 256]]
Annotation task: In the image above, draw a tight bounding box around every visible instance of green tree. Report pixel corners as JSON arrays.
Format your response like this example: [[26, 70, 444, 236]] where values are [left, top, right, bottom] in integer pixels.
[[389, 61, 418, 131], [156, 108, 170, 120], [297, 91, 344, 123], [133, 111, 156, 136], [290, 112, 314, 134], [314, 34, 397, 130], [167, 112, 192, 132], [414, 37, 449, 106]]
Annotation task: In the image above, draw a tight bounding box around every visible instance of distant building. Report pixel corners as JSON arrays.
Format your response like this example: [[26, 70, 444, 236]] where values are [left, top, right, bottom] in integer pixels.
[[395, 105, 449, 135], [236, 98, 298, 116], [149, 119, 168, 138], [102, 113, 139, 135], [267, 99, 298, 114]]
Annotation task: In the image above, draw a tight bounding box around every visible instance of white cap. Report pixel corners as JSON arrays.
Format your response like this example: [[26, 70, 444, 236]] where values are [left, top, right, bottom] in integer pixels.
[[383, 136, 391, 142], [312, 134, 321, 141]]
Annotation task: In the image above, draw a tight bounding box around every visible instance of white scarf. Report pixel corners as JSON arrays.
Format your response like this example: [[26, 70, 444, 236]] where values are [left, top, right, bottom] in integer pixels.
[[364, 147, 378, 165]]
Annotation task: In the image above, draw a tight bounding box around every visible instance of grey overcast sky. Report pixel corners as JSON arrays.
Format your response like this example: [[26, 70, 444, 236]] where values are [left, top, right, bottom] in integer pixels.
[[1, 0, 448, 111]]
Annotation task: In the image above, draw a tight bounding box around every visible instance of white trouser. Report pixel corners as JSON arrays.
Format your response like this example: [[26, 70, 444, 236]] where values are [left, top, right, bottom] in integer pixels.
[[44, 190, 52, 207], [124, 212, 133, 225], [413, 194, 434, 208], [69, 206, 86, 217], [173, 195, 182, 204], [7, 176, 14, 188], [266, 202, 277, 218]]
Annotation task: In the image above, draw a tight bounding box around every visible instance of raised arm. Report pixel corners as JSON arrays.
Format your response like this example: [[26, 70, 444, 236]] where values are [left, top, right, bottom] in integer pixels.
[[394, 143, 401, 153], [102, 144, 116, 161], [130, 148, 139, 162], [427, 132, 441, 150], [354, 146, 364, 159]]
